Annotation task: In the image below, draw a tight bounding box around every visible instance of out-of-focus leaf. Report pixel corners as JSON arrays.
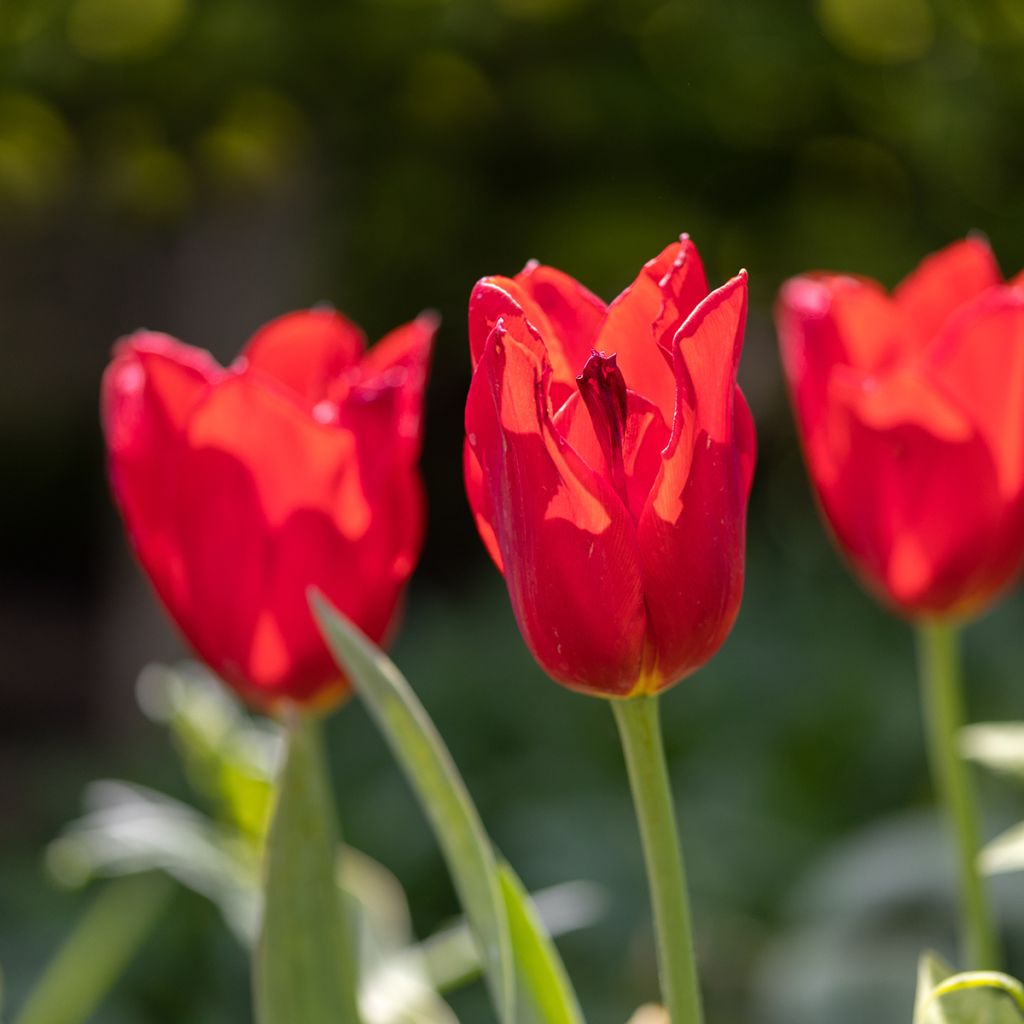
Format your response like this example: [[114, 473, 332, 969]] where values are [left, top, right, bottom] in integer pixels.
[[915, 951, 955, 1023], [137, 663, 280, 841], [46, 780, 259, 943], [499, 862, 585, 1024], [343, 848, 458, 1024], [914, 951, 1024, 1023], [981, 824, 1024, 876], [961, 724, 1024, 782], [255, 712, 361, 1024], [413, 880, 606, 998], [11, 874, 173, 1024], [312, 591, 515, 1024]]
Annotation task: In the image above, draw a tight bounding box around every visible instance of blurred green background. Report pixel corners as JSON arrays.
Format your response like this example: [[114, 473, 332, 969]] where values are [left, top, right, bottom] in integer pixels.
[[3, 0, 1024, 1020]]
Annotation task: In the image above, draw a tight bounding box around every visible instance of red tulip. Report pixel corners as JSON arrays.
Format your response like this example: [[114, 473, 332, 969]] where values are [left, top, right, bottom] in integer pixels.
[[102, 308, 436, 709], [777, 237, 1024, 619], [464, 237, 756, 697]]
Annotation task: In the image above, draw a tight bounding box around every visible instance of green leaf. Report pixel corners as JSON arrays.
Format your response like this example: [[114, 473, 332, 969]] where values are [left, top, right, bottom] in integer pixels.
[[311, 591, 515, 1024], [914, 951, 1024, 1024], [499, 863, 586, 1024], [12, 874, 173, 1024], [254, 712, 362, 1024], [916, 952, 955, 1023]]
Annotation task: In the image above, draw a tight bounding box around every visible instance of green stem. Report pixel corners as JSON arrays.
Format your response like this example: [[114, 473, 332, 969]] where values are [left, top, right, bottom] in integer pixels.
[[255, 711, 362, 1024], [916, 620, 999, 969], [12, 873, 173, 1024], [613, 695, 703, 1024]]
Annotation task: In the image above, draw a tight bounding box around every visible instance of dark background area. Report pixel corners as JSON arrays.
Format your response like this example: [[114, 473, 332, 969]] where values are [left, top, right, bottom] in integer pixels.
[[4, 0, 1024, 1021]]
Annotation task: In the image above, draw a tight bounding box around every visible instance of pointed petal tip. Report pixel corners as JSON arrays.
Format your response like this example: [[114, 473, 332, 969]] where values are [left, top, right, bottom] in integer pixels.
[[414, 309, 442, 332]]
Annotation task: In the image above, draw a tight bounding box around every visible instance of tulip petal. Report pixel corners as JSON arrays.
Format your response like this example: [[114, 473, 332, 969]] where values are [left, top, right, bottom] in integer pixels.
[[675, 271, 748, 442], [895, 237, 1003, 348], [168, 377, 415, 701], [552, 388, 670, 520], [514, 260, 604, 371], [636, 279, 754, 689], [101, 333, 220, 623], [340, 312, 437, 466], [465, 317, 647, 695], [241, 308, 366, 404], [470, 277, 590, 407], [777, 274, 906, 384], [928, 287, 1024, 500], [596, 237, 709, 423], [815, 403, 1010, 616]]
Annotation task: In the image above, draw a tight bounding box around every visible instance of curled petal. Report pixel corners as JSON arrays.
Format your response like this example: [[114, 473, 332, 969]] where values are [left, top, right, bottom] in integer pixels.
[[596, 237, 709, 423], [469, 277, 586, 405], [674, 271, 748, 442], [465, 318, 647, 695], [636, 279, 755, 688]]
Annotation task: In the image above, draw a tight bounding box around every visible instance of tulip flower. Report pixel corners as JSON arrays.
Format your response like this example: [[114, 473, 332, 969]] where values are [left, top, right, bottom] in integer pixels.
[[777, 237, 1024, 620], [777, 237, 1024, 972], [102, 307, 435, 710], [464, 236, 756, 699], [464, 238, 753, 700], [465, 236, 755, 1024]]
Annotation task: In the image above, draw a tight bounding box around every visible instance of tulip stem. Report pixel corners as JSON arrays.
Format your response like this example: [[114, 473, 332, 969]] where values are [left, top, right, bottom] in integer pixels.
[[915, 620, 999, 969], [613, 695, 703, 1024]]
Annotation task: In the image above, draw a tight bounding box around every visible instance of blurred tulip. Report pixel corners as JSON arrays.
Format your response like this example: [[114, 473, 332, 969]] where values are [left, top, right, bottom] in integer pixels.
[[777, 237, 1024, 619], [102, 308, 435, 708], [464, 236, 756, 697]]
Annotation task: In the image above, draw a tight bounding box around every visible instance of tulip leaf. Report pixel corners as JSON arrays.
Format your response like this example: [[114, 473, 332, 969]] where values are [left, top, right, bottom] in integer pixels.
[[254, 713, 362, 1024], [311, 591, 515, 1024], [11, 873, 173, 1024], [498, 862, 586, 1024], [914, 951, 1024, 1024]]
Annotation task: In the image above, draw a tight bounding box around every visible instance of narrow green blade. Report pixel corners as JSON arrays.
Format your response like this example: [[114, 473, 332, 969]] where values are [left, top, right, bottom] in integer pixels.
[[311, 591, 515, 1024], [499, 863, 586, 1024], [12, 874, 172, 1024], [255, 713, 361, 1024]]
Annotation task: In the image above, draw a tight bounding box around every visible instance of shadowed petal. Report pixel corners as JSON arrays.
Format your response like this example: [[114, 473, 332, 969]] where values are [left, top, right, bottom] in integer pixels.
[[465, 317, 647, 695]]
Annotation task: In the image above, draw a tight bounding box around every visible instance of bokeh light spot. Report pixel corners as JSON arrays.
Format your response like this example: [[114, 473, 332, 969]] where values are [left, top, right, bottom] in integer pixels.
[[816, 0, 934, 63], [68, 0, 189, 61], [0, 91, 74, 210], [405, 52, 495, 132], [199, 88, 307, 194]]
